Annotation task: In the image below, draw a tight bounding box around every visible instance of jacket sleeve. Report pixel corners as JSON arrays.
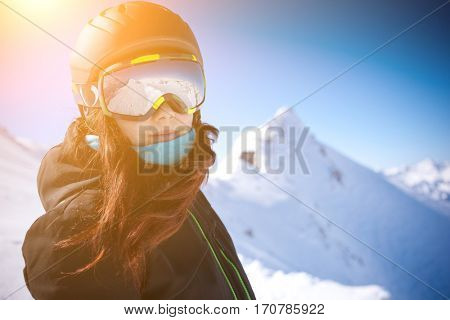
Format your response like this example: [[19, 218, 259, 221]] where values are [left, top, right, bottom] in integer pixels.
[[21, 191, 97, 299]]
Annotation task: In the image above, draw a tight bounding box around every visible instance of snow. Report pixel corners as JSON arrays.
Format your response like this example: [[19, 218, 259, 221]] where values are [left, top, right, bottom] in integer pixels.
[[0, 127, 42, 299], [240, 255, 389, 300]]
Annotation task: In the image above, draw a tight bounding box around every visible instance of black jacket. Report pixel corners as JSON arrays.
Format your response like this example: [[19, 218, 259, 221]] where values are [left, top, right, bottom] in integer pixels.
[[22, 143, 256, 300]]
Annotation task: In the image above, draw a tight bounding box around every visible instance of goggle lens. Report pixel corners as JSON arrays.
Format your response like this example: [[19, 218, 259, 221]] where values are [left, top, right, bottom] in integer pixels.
[[102, 59, 205, 117]]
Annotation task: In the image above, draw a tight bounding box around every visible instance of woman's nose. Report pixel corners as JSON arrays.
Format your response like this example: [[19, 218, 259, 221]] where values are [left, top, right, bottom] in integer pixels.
[[153, 104, 175, 121]]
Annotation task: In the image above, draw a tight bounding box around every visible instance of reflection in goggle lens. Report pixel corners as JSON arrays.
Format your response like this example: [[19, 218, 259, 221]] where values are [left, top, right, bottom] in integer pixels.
[[102, 59, 205, 117]]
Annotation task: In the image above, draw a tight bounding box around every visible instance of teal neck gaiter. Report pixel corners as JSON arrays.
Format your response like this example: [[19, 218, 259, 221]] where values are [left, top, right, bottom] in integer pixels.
[[85, 128, 196, 165]]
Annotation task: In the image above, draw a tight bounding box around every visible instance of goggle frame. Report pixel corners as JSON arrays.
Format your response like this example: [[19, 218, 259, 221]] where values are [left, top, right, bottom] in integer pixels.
[[72, 52, 206, 121]]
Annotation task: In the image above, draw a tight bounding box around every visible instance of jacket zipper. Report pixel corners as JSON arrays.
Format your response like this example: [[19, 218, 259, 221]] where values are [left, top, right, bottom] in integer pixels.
[[188, 209, 238, 300]]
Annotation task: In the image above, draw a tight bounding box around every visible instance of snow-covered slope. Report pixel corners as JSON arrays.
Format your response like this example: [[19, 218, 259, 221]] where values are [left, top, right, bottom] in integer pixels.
[[0, 127, 45, 299], [0, 125, 388, 300], [240, 254, 388, 299], [203, 107, 450, 299], [382, 159, 450, 216]]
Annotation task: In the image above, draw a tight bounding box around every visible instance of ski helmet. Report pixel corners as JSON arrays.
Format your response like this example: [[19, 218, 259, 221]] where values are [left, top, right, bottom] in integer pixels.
[[70, 1, 204, 122]]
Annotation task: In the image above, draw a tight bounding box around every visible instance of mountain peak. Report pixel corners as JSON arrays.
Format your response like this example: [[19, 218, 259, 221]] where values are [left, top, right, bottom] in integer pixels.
[[216, 106, 313, 179], [414, 158, 438, 171], [260, 106, 305, 133], [274, 106, 293, 117]]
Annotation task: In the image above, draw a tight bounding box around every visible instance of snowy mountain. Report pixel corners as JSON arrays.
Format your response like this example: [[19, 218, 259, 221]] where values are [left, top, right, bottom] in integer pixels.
[[381, 159, 450, 216], [0, 125, 387, 299], [203, 106, 450, 299]]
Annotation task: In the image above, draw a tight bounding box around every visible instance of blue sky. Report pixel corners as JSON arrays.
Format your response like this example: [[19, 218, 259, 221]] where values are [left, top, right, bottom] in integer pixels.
[[1, 0, 449, 170]]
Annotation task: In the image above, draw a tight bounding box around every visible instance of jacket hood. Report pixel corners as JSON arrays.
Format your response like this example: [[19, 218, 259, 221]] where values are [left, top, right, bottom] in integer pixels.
[[37, 143, 100, 212]]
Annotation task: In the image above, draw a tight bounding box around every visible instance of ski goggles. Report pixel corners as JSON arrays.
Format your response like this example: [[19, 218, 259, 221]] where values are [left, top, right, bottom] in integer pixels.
[[72, 53, 206, 121]]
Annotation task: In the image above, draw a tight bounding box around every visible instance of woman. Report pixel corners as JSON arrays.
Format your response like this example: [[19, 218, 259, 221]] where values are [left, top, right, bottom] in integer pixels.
[[22, 1, 255, 300]]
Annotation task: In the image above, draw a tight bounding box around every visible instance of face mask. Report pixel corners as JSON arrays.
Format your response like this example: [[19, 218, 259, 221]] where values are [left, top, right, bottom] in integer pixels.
[[85, 128, 196, 165]]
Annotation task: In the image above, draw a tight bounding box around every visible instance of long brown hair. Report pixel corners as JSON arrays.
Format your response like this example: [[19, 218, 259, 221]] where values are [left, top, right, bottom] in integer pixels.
[[54, 107, 218, 293]]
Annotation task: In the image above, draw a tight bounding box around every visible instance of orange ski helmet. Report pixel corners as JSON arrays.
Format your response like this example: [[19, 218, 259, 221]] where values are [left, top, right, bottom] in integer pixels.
[[70, 1, 205, 121]]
